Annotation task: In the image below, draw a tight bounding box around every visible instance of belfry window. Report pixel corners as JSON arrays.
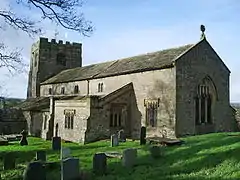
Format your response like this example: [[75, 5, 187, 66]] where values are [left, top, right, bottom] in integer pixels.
[[195, 78, 215, 125], [98, 83, 103, 92]]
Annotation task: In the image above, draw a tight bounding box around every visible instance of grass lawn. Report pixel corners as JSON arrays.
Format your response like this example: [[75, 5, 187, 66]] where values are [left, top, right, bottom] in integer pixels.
[[1, 132, 240, 180]]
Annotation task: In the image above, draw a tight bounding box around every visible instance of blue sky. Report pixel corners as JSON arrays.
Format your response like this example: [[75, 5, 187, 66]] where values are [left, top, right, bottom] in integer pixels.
[[0, 0, 239, 102]]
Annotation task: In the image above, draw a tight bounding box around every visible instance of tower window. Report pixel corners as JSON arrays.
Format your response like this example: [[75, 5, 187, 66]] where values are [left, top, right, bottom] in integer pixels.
[[61, 87, 65, 94], [56, 52, 66, 66], [74, 85, 79, 94]]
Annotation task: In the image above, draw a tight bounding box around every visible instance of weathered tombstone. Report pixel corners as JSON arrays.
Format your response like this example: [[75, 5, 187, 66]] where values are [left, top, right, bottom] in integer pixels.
[[20, 130, 28, 146], [140, 126, 146, 145], [149, 146, 161, 159], [118, 129, 126, 142], [122, 148, 137, 168], [23, 161, 46, 180], [92, 153, 107, 175], [3, 152, 16, 170], [61, 147, 71, 160], [61, 158, 80, 180], [52, 136, 61, 151], [36, 150, 46, 162], [110, 134, 119, 147]]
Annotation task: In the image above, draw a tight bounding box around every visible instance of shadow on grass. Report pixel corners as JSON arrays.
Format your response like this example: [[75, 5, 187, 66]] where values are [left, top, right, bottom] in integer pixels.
[[92, 133, 240, 180]]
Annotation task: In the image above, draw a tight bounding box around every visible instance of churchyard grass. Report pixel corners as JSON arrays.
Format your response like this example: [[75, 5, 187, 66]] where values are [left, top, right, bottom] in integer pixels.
[[1, 132, 240, 179]]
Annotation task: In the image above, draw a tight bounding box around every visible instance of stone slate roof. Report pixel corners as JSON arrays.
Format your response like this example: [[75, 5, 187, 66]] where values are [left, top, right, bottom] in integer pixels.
[[41, 44, 194, 85]]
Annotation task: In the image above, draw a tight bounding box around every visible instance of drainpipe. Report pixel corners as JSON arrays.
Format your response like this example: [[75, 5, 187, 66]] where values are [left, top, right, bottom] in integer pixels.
[[87, 80, 90, 96]]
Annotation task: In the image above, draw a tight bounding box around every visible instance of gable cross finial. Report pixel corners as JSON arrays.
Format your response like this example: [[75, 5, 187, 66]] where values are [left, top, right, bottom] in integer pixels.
[[200, 24, 206, 40]]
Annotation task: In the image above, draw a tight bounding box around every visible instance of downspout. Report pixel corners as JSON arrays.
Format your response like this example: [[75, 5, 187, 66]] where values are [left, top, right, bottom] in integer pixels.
[[87, 80, 90, 95]]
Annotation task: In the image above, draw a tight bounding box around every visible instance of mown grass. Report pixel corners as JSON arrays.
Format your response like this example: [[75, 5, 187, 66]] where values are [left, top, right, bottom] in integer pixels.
[[1, 132, 240, 180]]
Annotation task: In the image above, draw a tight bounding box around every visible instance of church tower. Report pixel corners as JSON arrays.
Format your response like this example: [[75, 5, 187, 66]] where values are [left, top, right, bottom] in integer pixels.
[[27, 38, 82, 98]]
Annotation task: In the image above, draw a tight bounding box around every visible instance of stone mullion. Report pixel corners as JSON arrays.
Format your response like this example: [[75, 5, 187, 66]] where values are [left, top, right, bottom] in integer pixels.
[[204, 95, 208, 124], [198, 95, 202, 124]]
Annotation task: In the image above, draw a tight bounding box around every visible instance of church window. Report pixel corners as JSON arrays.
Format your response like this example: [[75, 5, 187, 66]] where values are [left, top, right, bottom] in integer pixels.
[[34, 53, 38, 67], [98, 83, 103, 92], [74, 85, 79, 94], [64, 110, 75, 129], [195, 77, 216, 125], [48, 88, 52, 95], [109, 105, 123, 128], [61, 87, 65, 94], [144, 99, 159, 127], [56, 52, 66, 66]]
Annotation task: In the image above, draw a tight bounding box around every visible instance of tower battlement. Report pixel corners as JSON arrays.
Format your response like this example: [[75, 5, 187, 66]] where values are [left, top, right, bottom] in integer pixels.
[[39, 37, 82, 47]]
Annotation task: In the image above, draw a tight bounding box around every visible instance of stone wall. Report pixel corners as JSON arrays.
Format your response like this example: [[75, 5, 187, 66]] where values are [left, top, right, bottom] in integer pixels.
[[22, 110, 44, 137], [28, 37, 82, 98], [175, 39, 234, 137], [54, 98, 90, 143], [41, 68, 176, 139], [0, 108, 27, 134]]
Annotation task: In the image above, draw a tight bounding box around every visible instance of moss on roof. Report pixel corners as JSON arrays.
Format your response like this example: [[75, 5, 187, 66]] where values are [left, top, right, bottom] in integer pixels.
[[41, 44, 194, 85]]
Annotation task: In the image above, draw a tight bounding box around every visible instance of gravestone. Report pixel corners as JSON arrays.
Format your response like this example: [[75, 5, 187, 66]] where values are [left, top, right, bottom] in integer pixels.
[[61, 147, 71, 160], [149, 146, 161, 159], [20, 130, 28, 146], [111, 134, 119, 147], [3, 152, 16, 170], [118, 129, 126, 142], [52, 136, 61, 151], [93, 153, 107, 175], [23, 161, 46, 180], [140, 126, 146, 145], [36, 150, 46, 162], [122, 148, 137, 168], [61, 158, 80, 180]]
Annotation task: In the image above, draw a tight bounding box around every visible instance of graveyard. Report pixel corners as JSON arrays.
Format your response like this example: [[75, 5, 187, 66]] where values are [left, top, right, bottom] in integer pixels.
[[0, 132, 240, 180]]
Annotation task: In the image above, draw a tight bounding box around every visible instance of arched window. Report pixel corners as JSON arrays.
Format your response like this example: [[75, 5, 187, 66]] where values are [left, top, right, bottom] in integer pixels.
[[74, 85, 79, 94], [98, 83, 104, 92], [195, 76, 217, 125]]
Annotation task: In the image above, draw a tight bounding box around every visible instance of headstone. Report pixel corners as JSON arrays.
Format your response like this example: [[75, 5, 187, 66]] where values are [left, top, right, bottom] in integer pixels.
[[92, 153, 107, 175], [118, 129, 126, 142], [110, 134, 119, 147], [149, 146, 161, 159], [52, 136, 61, 151], [3, 152, 16, 170], [61, 147, 71, 160], [140, 126, 146, 145], [23, 161, 46, 180], [36, 150, 46, 162], [122, 148, 137, 168], [61, 158, 80, 180], [20, 130, 28, 146]]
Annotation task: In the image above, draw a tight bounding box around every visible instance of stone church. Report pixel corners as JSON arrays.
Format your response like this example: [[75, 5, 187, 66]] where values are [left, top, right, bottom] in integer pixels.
[[18, 26, 238, 143]]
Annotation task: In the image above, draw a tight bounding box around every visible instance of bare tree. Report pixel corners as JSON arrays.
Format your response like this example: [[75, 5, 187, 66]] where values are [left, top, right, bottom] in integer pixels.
[[0, 0, 93, 74]]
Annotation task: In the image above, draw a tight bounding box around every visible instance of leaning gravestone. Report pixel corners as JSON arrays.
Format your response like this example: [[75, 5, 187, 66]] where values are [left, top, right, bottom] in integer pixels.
[[52, 136, 61, 151], [140, 126, 146, 145], [93, 153, 107, 175], [122, 148, 137, 168], [61, 157, 80, 180], [61, 147, 71, 160], [20, 130, 28, 146], [3, 152, 16, 170], [118, 129, 126, 142], [23, 161, 46, 180], [36, 150, 46, 162], [149, 146, 161, 159], [111, 134, 119, 147]]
